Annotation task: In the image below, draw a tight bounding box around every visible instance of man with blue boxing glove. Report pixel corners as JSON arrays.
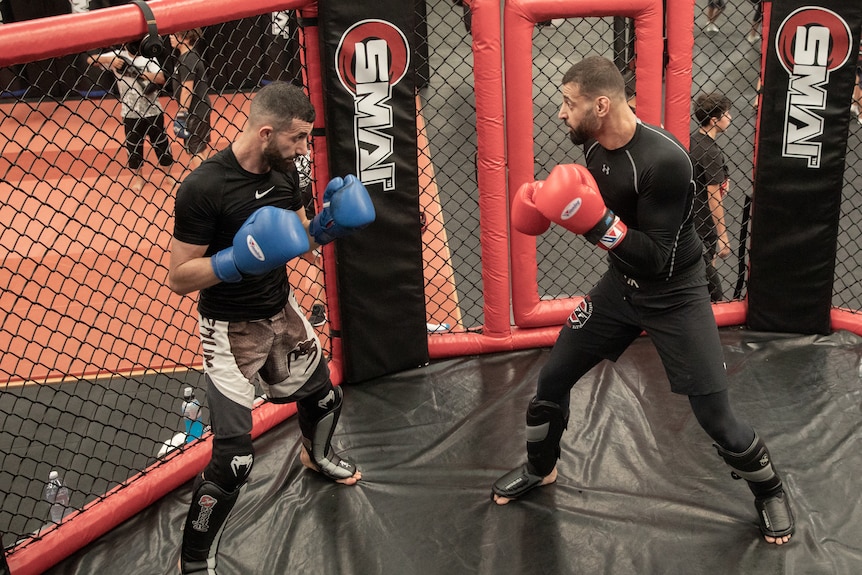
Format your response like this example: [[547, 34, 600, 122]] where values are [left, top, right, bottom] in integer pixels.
[[168, 82, 373, 575], [308, 174, 376, 246], [208, 174, 374, 284]]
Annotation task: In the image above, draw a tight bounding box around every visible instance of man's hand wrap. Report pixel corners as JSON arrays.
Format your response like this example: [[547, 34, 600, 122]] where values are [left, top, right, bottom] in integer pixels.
[[534, 163, 627, 250]]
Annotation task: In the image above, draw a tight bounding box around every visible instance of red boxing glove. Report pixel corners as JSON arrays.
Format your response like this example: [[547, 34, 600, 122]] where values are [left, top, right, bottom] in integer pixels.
[[511, 180, 551, 235], [534, 164, 627, 250]]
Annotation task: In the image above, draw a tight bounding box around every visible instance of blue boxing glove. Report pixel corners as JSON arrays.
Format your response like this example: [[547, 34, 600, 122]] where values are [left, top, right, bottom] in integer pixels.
[[173, 110, 191, 139], [211, 206, 310, 283], [308, 174, 376, 245]]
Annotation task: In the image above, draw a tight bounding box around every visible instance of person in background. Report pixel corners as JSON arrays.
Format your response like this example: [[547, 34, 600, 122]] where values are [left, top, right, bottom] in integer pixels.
[[621, 67, 636, 113], [0, 536, 9, 575], [745, 0, 763, 45], [851, 42, 862, 126], [88, 41, 173, 192], [295, 151, 328, 327], [704, 0, 724, 35], [690, 92, 733, 302], [169, 28, 212, 172]]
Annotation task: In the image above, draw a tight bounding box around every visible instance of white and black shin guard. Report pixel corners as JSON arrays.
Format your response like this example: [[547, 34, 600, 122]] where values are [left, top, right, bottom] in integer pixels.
[[180, 478, 240, 575], [715, 432, 794, 538], [297, 384, 356, 481]]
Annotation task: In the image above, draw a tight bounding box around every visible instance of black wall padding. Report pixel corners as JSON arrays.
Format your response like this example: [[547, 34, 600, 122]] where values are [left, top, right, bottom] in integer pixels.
[[748, 0, 862, 334], [318, 2, 429, 382]]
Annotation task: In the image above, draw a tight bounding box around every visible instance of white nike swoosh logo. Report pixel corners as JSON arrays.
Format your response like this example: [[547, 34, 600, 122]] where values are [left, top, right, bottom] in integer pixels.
[[255, 186, 275, 200]]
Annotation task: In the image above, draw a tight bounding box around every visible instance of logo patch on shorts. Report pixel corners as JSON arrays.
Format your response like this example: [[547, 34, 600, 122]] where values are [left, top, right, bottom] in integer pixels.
[[566, 297, 593, 329], [289, 338, 319, 375]]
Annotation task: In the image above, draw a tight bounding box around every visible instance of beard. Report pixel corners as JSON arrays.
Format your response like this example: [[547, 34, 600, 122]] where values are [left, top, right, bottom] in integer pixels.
[[567, 110, 599, 146], [262, 141, 295, 173], [568, 127, 591, 146]]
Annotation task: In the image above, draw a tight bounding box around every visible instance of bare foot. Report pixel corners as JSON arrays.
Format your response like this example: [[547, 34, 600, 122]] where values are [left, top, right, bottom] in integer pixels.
[[131, 176, 145, 192], [764, 533, 792, 545], [161, 174, 180, 189], [492, 466, 557, 505], [300, 445, 361, 485]]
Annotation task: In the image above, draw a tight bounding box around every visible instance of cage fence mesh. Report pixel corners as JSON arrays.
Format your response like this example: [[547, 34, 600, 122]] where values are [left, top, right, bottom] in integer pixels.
[[0, 5, 318, 550]]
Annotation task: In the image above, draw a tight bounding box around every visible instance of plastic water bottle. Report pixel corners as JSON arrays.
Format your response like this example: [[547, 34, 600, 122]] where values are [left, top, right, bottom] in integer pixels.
[[181, 387, 204, 442], [426, 322, 451, 333], [44, 470, 70, 523]]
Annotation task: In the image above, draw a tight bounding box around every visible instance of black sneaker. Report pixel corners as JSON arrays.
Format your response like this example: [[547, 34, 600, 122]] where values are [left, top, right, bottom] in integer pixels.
[[309, 303, 327, 327]]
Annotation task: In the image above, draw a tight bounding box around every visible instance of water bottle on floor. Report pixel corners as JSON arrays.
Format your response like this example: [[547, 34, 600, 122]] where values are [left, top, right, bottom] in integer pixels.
[[182, 387, 204, 442], [44, 470, 70, 523]]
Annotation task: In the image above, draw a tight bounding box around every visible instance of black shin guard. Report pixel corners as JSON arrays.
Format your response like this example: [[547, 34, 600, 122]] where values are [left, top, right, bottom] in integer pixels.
[[715, 432, 794, 538], [526, 397, 569, 476], [491, 397, 568, 500], [180, 477, 240, 574], [296, 384, 356, 481]]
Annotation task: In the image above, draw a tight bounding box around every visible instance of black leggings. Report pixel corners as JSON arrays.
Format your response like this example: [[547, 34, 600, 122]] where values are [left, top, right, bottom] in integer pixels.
[[537, 348, 753, 453], [123, 113, 173, 170], [688, 390, 754, 452]]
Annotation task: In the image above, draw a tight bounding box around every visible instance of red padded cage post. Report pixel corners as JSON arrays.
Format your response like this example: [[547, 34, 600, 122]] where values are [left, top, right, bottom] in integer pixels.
[[506, 0, 664, 330]]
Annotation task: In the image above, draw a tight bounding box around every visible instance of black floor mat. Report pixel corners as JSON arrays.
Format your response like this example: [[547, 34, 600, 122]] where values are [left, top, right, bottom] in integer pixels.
[[46, 328, 862, 575]]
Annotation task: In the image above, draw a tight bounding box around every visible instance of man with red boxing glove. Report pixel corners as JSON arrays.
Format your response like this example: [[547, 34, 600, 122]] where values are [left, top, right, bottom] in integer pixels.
[[494, 56, 794, 546], [168, 82, 374, 574]]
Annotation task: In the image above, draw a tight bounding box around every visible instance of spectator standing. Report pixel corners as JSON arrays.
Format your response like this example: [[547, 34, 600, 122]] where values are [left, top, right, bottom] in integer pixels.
[[88, 42, 173, 192], [690, 92, 733, 302], [170, 28, 213, 172], [746, 1, 763, 45], [704, 0, 725, 35], [295, 151, 328, 327]]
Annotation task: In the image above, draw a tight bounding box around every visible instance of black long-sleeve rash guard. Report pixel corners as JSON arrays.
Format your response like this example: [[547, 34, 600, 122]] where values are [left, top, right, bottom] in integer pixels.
[[584, 122, 703, 281]]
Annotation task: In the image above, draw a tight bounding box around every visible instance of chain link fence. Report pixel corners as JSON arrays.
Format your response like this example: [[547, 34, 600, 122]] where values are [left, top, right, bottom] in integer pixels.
[[689, 0, 862, 311], [0, 5, 319, 552]]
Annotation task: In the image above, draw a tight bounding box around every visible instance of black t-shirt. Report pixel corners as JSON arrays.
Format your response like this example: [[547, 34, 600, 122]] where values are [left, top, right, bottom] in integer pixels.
[[689, 130, 729, 243], [584, 122, 703, 281], [173, 146, 304, 321], [174, 49, 211, 122]]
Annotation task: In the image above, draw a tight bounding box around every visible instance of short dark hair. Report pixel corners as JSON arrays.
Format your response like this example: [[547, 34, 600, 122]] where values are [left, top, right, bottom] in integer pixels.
[[180, 28, 203, 45], [561, 56, 626, 101], [694, 93, 731, 127], [249, 82, 315, 132]]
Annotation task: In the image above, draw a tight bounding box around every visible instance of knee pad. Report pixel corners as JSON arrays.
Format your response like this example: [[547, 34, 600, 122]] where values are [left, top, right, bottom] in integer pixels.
[[296, 383, 356, 481], [714, 431, 782, 497], [181, 479, 240, 573], [525, 397, 569, 476], [204, 434, 254, 493]]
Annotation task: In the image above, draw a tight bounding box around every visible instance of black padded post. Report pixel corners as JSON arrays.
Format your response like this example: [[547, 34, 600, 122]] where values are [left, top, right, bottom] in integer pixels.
[[318, 1, 429, 382], [747, 2, 862, 334]]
